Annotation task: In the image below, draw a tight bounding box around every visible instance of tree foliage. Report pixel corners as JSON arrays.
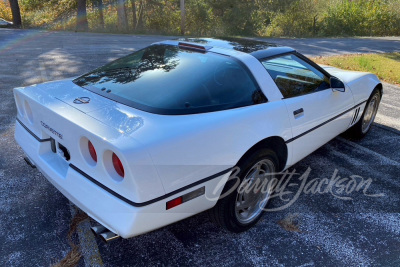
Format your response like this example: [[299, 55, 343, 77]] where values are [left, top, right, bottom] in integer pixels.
[[4, 0, 400, 37], [0, 1, 13, 22], [322, 0, 400, 36]]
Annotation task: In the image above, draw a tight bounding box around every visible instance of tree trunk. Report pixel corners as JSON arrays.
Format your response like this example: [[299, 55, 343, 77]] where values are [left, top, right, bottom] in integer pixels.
[[130, 0, 137, 30], [95, 0, 105, 29], [8, 0, 22, 27], [117, 0, 128, 32], [313, 15, 317, 36], [180, 0, 185, 35], [76, 0, 88, 31], [136, 0, 144, 31]]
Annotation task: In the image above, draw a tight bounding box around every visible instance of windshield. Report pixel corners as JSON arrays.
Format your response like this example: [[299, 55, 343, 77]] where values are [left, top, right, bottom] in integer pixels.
[[73, 44, 266, 115]]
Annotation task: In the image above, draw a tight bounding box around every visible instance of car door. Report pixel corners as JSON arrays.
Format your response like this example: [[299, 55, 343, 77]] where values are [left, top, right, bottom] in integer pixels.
[[261, 53, 355, 165]]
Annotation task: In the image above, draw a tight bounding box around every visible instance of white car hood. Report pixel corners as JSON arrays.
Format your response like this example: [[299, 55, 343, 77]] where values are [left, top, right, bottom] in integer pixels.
[[320, 64, 381, 105], [321, 65, 370, 84]]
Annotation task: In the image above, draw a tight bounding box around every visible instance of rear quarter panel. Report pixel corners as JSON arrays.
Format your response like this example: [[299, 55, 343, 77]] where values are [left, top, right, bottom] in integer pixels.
[[131, 101, 293, 194]]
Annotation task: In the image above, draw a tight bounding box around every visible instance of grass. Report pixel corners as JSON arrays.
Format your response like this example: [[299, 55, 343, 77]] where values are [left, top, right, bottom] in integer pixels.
[[312, 52, 400, 85]]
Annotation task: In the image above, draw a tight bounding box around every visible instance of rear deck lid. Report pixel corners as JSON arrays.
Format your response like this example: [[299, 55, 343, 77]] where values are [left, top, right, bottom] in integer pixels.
[[19, 78, 151, 137], [37, 79, 113, 113]]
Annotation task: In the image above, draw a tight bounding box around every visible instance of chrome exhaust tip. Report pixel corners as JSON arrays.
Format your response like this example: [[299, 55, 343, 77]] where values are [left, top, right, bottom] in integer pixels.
[[90, 225, 107, 235], [99, 231, 120, 242], [91, 225, 120, 242]]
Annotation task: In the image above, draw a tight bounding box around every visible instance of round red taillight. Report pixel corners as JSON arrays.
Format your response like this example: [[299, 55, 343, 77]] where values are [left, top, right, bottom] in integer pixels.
[[88, 141, 97, 163], [112, 153, 124, 178]]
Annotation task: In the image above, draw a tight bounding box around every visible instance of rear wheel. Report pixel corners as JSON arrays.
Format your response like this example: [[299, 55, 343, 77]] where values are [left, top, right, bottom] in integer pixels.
[[347, 88, 381, 139], [209, 149, 279, 233]]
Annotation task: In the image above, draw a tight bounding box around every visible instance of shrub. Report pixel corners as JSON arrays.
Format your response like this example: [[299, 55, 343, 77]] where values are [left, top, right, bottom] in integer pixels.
[[321, 0, 400, 36], [0, 1, 12, 22], [266, 0, 321, 37]]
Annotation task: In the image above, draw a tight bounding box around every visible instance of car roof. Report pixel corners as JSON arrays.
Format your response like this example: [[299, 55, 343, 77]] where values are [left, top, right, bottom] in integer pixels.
[[175, 37, 295, 59]]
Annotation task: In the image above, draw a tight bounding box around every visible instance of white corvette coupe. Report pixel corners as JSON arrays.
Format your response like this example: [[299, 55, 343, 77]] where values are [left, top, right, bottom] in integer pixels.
[[14, 38, 382, 240]]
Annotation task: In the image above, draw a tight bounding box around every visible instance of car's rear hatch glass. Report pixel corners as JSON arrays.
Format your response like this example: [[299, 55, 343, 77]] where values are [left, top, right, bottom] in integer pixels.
[[73, 44, 266, 115]]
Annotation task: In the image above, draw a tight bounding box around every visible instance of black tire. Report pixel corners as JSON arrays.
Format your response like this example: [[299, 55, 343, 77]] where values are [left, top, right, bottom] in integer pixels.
[[208, 149, 279, 233], [346, 88, 381, 140]]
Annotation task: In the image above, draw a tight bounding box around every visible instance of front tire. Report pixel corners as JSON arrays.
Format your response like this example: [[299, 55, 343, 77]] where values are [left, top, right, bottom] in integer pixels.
[[209, 149, 279, 233], [347, 88, 381, 139]]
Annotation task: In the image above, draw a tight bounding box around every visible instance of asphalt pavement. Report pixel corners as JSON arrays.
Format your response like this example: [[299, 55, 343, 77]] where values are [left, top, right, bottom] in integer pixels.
[[0, 29, 399, 266]]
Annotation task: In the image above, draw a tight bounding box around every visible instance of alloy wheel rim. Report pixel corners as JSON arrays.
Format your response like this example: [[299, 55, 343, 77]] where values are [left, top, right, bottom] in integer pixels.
[[235, 159, 275, 224], [362, 94, 379, 134]]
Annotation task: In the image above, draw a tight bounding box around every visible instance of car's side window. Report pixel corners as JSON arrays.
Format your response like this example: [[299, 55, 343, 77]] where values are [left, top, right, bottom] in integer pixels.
[[261, 54, 330, 98]]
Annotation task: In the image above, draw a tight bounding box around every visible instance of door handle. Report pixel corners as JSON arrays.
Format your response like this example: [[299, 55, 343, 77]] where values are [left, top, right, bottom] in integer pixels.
[[293, 108, 304, 119]]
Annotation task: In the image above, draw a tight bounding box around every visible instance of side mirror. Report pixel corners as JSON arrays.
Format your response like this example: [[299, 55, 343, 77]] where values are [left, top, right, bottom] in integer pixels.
[[330, 77, 345, 92]]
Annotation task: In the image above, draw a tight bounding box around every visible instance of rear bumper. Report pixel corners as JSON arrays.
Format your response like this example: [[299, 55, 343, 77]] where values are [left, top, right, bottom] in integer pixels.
[[15, 120, 230, 238]]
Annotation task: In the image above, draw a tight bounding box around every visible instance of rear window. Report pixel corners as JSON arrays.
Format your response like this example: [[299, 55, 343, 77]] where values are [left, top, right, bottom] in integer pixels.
[[73, 44, 266, 115]]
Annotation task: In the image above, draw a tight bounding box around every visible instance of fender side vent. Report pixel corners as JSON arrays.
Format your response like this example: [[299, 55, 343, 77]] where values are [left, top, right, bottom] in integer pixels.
[[351, 107, 360, 125]]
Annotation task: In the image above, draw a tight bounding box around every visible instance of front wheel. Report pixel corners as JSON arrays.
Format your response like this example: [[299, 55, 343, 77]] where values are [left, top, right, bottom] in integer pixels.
[[347, 88, 381, 139], [208, 149, 279, 233]]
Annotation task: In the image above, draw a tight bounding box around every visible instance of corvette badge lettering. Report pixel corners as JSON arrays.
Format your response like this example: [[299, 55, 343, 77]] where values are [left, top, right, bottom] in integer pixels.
[[40, 121, 63, 139]]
